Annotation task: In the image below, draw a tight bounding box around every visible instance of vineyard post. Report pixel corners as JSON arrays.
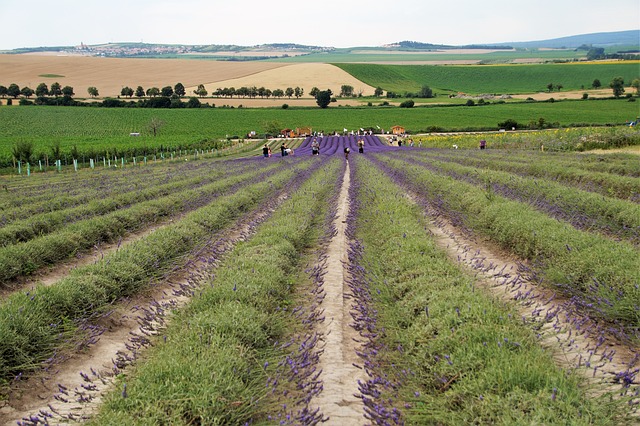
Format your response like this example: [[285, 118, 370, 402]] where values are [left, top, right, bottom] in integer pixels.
[[90, 159, 94, 169], [17, 161, 21, 175], [26, 162, 30, 176]]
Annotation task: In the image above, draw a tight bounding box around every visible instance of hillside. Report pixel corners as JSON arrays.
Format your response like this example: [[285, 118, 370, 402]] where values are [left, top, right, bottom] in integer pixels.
[[498, 30, 639, 49]]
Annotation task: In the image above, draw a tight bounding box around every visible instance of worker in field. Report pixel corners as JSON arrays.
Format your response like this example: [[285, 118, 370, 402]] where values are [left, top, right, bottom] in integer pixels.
[[358, 138, 364, 153], [344, 146, 350, 161], [263, 144, 270, 158], [479, 139, 487, 150], [312, 138, 320, 155]]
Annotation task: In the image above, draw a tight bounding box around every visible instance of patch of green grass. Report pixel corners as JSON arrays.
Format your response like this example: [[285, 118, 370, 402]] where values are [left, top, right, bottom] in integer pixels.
[[38, 74, 65, 78], [335, 62, 640, 94]]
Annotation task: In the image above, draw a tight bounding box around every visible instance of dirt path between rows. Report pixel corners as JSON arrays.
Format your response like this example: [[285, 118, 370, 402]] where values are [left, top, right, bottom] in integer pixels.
[[0, 195, 287, 425], [315, 162, 367, 425]]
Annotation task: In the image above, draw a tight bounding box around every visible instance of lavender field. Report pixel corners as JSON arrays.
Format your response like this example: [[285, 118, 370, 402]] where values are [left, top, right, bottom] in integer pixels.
[[0, 136, 638, 425]]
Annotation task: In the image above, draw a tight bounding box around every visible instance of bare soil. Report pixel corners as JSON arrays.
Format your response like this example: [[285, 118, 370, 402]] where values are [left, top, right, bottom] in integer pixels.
[[315, 162, 366, 424]]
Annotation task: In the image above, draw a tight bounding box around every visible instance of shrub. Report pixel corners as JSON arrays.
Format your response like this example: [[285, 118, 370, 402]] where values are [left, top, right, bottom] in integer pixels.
[[282, 104, 289, 109], [399, 99, 415, 108]]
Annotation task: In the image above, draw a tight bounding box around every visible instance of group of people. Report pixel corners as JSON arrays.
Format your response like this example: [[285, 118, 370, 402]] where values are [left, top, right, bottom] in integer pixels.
[[263, 136, 370, 160]]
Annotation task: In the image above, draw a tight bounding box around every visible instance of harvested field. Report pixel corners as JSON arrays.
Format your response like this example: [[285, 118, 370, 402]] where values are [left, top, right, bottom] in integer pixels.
[[0, 55, 374, 99], [192, 63, 377, 98]]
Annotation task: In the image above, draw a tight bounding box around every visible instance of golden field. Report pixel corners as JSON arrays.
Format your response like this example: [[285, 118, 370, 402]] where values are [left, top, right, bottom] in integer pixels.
[[0, 54, 374, 101]]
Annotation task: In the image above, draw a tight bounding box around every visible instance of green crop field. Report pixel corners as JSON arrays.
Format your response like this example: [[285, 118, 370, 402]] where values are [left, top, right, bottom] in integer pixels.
[[335, 61, 640, 94], [269, 48, 587, 64], [1, 99, 638, 168]]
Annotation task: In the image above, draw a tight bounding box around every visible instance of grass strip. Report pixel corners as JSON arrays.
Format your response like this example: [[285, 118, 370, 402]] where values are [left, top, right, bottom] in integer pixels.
[[90, 158, 342, 425], [348, 155, 630, 424]]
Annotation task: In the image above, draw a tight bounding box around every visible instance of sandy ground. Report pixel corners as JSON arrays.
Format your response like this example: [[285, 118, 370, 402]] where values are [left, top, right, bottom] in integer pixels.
[[315, 162, 366, 424], [191, 63, 376, 99]]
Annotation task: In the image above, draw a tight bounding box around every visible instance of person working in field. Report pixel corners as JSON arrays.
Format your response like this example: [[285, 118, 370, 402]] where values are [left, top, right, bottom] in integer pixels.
[[344, 146, 350, 160], [357, 138, 364, 153], [311, 138, 320, 155], [479, 139, 487, 150], [263, 144, 270, 158]]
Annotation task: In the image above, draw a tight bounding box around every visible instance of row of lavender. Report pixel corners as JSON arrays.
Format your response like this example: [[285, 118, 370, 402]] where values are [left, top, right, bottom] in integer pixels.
[[344, 155, 636, 423], [294, 135, 392, 156], [377, 149, 640, 334], [86, 158, 344, 425], [0, 156, 318, 389], [0, 158, 287, 285]]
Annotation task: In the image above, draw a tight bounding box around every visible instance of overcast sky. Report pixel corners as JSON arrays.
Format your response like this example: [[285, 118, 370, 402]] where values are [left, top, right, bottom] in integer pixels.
[[0, 0, 638, 50]]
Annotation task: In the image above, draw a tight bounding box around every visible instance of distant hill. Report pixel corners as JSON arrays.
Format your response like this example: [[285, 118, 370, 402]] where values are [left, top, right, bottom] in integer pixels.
[[496, 30, 639, 49]]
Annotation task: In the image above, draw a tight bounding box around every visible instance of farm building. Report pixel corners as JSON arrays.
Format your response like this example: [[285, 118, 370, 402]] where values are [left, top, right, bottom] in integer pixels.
[[391, 125, 405, 135], [296, 127, 312, 137]]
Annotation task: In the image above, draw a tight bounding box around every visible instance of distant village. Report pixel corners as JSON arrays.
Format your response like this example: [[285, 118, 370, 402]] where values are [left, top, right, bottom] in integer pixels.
[[57, 42, 332, 58]]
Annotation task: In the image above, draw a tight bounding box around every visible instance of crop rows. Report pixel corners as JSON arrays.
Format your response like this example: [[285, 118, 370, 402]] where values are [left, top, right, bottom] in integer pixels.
[[0, 154, 321, 387], [390, 151, 640, 245], [372, 153, 639, 334], [4, 140, 638, 424], [343, 156, 630, 423]]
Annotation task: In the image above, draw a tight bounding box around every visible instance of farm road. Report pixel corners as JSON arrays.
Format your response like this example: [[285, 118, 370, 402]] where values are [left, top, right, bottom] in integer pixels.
[[315, 162, 367, 424]]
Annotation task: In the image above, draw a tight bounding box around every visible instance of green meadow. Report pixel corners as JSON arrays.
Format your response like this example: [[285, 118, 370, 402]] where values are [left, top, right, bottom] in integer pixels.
[[336, 61, 640, 94]]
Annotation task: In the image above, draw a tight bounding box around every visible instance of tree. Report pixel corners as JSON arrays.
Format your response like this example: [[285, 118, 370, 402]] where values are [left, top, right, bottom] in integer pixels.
[[546, 83, 554, 92], [285, 87, 294, 98], [21, 86, 34, 98], [135, 86, 145, 98], [148, 117, 165, 137], [587, 47, 605, 60], [340, 85, 354, 97], [194, 84, 208, 98], [121, 86, 134, 98], [7, 83, 21, 98], [316, 90, 332, 108], [555, 84, 563, 92], [400, 99, 415, 108], [161, 86, 174, 97], [174, 82, 186, 97], [0, 85, 7, 98], [186, 97, 201, 108], [87, 86, 99, 98], [609, 77, 625, 98], [35, 83, 49, 97], [592, 79, 601, 89], [272, 89, 284, 98], [631, 78, 640, 95], [146, 87, 160, 97], [374, 87, 384, 97], [61, 86, 74, 97], [419, 85, 433, 98], [309, 87, 319, 97], [50, 82, 62, 97], [294, 87, 303, 98]]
